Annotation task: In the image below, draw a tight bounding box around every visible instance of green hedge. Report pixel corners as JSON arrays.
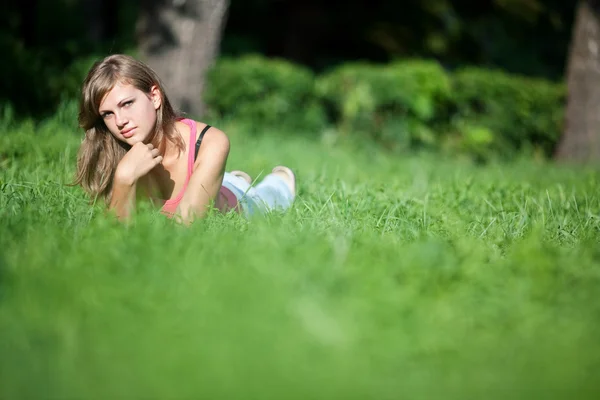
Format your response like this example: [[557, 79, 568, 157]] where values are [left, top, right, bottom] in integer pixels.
[[315, 60, 452, 149], [2, 54, 564, 160], [204, 55, 565, 159], [448, 67, 566, 159], [204, 54, 326, 134]]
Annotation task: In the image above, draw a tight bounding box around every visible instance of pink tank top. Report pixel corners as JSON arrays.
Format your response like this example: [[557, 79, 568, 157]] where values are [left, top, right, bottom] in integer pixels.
[[161, 119, 238, 217]]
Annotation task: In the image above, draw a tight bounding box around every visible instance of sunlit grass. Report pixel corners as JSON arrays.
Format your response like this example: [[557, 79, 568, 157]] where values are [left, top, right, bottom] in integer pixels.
[[1, 116, 599, 399]]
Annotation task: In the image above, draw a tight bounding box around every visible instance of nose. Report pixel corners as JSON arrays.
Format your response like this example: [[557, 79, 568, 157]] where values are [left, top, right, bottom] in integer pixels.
[[115, 111, 128, 128]]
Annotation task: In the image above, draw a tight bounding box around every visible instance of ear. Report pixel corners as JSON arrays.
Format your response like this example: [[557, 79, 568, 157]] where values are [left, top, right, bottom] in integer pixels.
[[150, 85, 162, 110]]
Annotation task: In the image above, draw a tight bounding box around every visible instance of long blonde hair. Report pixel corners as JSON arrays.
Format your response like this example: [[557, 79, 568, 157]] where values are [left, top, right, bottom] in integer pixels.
[[74, 54, 185, 203]]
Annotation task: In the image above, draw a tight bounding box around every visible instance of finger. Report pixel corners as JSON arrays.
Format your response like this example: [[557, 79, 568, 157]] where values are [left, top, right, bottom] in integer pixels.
[[151, 148, 160, 157], [155, 155, 163, 164], [147, 143, 154, 150]]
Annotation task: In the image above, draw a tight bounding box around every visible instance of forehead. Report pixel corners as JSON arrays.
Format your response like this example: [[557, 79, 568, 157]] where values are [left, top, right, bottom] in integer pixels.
[[99, 81, 139, 109]]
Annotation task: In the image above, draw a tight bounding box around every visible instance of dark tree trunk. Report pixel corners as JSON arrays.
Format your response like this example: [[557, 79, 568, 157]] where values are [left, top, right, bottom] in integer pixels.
[[137, 0, 229, 117], [556, 0, 600, 162]]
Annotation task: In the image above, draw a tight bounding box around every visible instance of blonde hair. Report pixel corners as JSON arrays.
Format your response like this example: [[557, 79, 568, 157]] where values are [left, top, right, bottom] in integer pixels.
[[74, 54, 185, 203]]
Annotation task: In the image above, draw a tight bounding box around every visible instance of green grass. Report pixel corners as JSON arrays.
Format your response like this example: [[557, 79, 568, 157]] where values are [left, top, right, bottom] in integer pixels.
[[1, 115, 600, 399]]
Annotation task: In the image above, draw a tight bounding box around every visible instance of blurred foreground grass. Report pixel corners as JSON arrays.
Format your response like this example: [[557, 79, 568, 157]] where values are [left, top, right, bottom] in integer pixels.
[[1, 116, 599, 399]]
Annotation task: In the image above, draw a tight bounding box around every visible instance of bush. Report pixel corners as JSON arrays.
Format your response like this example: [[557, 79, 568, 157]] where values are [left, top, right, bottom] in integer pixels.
[[315, 59, 452, 150], [447, 67, 566, 159], [204, 54, 327, 134], [314, 60, 565, 159], [48, 55, 105, 104], [2, 52, 566, 161]]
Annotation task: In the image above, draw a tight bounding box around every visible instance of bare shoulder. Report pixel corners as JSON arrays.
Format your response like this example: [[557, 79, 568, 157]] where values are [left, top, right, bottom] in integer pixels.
[[194, 121, 228, 145], [193, 121, 230, 166]]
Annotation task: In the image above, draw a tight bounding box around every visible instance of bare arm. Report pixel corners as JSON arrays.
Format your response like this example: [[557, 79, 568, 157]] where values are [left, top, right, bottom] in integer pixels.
[[108, 142, 163, 222], [178, 125, 230, 224], [108, 174, 138, 221]]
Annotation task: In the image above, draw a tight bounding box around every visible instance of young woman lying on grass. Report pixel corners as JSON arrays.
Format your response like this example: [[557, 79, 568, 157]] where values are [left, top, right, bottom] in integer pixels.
[[74, 54, 296, 224]]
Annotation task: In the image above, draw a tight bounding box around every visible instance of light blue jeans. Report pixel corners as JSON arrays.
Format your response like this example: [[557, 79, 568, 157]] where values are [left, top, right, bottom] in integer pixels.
[[221, 172, 295, 217]]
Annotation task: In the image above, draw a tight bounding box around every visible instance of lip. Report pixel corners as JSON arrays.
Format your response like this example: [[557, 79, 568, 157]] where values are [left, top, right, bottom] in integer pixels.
[[121, 128, 136, 138]]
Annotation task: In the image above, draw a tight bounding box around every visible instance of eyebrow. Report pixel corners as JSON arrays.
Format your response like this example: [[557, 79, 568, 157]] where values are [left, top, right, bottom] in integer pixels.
[[99, 97, 134, 114]]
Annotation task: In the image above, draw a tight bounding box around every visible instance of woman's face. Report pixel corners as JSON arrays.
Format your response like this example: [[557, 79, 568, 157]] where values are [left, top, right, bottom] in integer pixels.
[[99, 82, 162, 146]]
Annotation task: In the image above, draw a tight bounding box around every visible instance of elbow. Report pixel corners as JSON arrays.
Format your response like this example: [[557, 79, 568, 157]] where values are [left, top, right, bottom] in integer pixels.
[[178, 197, 208, 225], [178, 187, 214, 225], [177, 203, 200, 225]]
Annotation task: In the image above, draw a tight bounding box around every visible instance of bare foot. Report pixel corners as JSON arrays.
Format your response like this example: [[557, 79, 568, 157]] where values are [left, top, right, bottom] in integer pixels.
[[271, 166, 296, 196]]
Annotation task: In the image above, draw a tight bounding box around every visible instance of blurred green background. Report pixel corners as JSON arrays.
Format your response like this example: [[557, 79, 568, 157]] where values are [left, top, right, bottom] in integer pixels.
[[1, 0, 576, 161]]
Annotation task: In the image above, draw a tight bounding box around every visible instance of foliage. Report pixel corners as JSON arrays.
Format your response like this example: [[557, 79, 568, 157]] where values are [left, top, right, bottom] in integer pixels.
[[1, 0, 576, 119], [48, 56, 109, 104], [315, 59, 452, 150], [204, 55, 327, 134], [1, 118, 600, 398], [0, 49, 567, 161], [224, 0, 574, 79], [447, 67, 566, 159], [204, 56, 565, 160], [0, 0, 136, 117]]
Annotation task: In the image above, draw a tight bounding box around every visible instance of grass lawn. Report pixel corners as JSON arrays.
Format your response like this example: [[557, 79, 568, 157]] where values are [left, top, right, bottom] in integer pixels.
[[1, 115, 600, 399]]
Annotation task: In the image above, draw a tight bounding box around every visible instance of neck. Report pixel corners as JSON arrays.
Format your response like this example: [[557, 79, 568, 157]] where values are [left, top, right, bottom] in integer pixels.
[[160, 126, 185, 166]]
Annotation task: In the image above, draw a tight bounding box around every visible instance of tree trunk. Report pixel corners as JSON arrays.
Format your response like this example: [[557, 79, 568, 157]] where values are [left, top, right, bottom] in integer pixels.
[[137, 0, 229, 117], [556, 0, 600, 162]]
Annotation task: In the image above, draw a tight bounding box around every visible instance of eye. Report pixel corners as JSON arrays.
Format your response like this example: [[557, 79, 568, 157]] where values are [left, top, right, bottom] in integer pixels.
[[123, 100, 134, 107], [101, 112, 112, 119]]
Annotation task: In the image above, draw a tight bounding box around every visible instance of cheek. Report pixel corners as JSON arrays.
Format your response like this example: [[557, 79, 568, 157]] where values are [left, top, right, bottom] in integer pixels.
[[102, 119, 122, 141], [143, 103, 159, 127], [103, 118, 117, 133]]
